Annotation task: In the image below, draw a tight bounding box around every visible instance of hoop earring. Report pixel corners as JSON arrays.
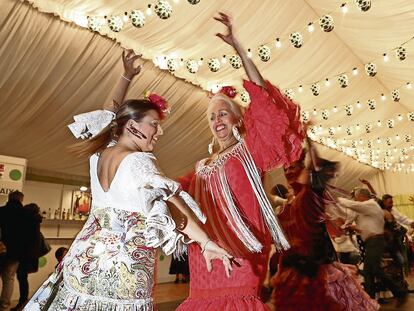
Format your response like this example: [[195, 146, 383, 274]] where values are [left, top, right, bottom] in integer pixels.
[[208, 137, 215, 155], [232, 125, 242, 142]]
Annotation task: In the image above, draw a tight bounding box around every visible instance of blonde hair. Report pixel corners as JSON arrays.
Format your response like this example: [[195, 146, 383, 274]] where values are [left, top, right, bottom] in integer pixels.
[[207, 94, 246, 154], [70, 99, 161, 157], [208, 93, 244, 121]]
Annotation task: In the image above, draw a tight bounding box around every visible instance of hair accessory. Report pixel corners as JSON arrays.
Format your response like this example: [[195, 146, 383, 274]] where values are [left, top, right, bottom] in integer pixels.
[[218, 86, 237, 98], [144, 91, 170, 118]]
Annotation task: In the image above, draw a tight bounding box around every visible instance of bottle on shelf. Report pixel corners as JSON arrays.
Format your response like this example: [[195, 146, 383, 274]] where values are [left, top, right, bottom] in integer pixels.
[[54, 209, 59, 220], [41, 210, 47, 220], [47, 208, 52, 219], [68, 210, 73, 221], [62, 210, 66, 221]]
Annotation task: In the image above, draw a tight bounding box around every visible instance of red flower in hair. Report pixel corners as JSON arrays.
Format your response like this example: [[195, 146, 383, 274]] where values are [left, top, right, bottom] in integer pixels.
[[219, 86, 237, 98], [145, 92, 170, 117]]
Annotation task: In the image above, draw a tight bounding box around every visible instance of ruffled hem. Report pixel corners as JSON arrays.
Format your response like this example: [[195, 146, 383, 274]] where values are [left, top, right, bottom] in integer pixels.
[[177, 295, 271, 311], [243, 80, 305, 171], [272, 262, 379, 311], [25, 280, 153, 311]]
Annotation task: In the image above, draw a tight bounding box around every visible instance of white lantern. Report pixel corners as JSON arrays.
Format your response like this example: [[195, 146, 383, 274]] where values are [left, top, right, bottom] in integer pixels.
[[108, 16, 124, 32], [311, 83, 320, 96], [167, 59, 178, 72], [391, 89, 400, 102], [229, 55, 242, 69], [364, 62, 377, 77], [130, 10, 145, 28], [355, 0, 371, 12], [338, 74, 349, 88], [185, 59, 198, 73], [207, 58, 221, 72], [258, 45, 271, 62], [319, 15, 334, 32], [154, 0, 172, 19], [284, 89, 294, 100], [396, 46, 406, 61], [367, 98, 376, 110], [289, 32, 303, 48]]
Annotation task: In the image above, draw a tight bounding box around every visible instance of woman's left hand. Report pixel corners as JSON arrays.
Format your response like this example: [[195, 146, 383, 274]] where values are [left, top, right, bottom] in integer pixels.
[[122, 49, 143, 79], [214, 12, 238, 48]]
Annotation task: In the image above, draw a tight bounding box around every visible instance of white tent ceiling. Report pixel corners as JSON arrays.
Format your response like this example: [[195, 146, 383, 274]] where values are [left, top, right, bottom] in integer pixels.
[[1, 0, 413, 191]]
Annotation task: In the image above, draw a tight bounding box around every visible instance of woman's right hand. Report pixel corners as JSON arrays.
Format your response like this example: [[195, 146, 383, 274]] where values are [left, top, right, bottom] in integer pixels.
[[122, 49, 143, 79], [202, 241, 234, 278]]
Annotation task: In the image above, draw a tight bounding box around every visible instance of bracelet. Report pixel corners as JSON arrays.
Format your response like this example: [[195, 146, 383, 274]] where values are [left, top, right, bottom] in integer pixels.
[[121, 74, 131, 82], [200, 239, 212, 254]]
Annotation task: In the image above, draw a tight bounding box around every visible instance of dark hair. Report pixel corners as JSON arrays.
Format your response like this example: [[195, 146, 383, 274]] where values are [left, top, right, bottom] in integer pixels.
[[8, 190, 24, 202], [270, 184, 288, 199], [55, 247, 68, 260], [382, 194, 393, 201], [24, 203, 40, 214], [70, 99, 161, 157]]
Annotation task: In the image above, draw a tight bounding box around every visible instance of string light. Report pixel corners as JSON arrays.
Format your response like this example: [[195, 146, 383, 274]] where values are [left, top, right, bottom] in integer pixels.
[[333, 106, 338, 113], [298, 85, 303, 93], [383, 53, 389, 62], [307, 22, 315, 33], [325, 78, 330, 87], [340, 3, 349, 14], [247, 49, 252, 58], [381, 94, 386, 101], [407, 82, 412, 89], [122, 12, 129, 22], [146, 4, 152, 16], [352, 67, 358, 75], [275, 38, 282, 48]]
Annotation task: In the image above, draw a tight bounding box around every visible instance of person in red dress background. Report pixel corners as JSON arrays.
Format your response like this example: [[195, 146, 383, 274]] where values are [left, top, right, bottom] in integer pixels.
[[272, 136, 379, 311], [177, 13, 304, 311]]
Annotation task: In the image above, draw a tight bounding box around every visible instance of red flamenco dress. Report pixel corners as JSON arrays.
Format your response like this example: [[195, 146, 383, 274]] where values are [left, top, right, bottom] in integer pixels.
[[177, 80, 304, 311], [272, 163, 379, 311]]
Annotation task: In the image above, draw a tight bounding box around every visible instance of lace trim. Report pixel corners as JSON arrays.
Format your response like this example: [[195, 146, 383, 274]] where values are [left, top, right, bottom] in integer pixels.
[[197, 142, 244, 176]]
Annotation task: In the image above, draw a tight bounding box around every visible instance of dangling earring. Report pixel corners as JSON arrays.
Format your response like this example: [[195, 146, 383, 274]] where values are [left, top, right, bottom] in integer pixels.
[[208, 137, 215, 155], [232, 125, 242, 142]]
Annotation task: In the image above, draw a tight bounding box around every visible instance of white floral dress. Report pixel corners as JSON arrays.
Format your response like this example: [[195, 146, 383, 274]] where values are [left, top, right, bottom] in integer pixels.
[[25, 117, 205, 310]]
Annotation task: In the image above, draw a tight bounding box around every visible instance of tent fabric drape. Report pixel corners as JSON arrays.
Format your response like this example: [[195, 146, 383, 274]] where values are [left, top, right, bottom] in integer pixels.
[[1, 0, 413, 193]]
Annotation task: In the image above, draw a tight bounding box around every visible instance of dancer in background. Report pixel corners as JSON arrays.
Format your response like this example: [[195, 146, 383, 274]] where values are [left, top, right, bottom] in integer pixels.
[[178, 13, 304, 310], [24, 50, 232, 310], [272, 136, 379, 310]]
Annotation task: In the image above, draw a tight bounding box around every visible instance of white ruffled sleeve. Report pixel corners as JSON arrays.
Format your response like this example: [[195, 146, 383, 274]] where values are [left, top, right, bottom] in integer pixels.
[[67, 109, 115, 139], [132, 153, 206, 257]]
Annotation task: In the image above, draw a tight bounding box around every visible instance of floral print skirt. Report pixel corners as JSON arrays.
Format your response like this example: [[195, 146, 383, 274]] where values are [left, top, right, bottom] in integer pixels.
[[24, 207, 157, 311]]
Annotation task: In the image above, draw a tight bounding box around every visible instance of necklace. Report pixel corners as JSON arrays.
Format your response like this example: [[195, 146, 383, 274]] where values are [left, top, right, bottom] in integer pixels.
[[218, 141, 238, 155]]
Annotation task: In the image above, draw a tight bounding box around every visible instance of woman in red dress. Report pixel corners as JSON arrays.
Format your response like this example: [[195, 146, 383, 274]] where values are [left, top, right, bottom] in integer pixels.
[[177, 13, 304, 310], [272, 137, 379, 310]]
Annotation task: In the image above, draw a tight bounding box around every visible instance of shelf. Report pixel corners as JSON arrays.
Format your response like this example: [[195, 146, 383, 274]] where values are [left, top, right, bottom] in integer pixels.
[[42, 219, 86, 226]]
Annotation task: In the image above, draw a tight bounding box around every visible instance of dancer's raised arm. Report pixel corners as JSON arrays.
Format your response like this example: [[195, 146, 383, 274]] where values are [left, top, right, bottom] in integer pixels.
[[103, 49, 143, 111], [215, 12, 265, 87]]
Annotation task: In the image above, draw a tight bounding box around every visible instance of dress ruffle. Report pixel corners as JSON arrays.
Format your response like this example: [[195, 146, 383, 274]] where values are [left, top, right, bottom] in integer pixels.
[[243, 80, 305, 171], [177, 294, 271, 311], [272, 262, 379, 311]]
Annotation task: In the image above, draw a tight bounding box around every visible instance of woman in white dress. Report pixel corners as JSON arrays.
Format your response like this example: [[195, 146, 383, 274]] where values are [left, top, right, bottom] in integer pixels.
[[24, 50, 232, 310]]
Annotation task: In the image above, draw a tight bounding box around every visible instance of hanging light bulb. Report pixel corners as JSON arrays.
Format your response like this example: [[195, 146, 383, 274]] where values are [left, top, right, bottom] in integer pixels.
[[352, 67, 358, 75], [381, 94, 386, 101], [298, 85, 303, 93], [407, 82, 412, 89], [324, 78, 330, 87], [275, 38, 282, 48], [123, 12, 129, 22], [396, 134, 400, 140], [356, 124, 361, 131], [337, 125, 342, 131], [356, 101, 362, 108], [312, 109, 317, 116], [221, 55, 227, 64], [198, 58, 203, 66], [377, 120, 382, 127], [383, 53, 389, 62], [340, 3, 348, 14], [397, 114, 403, 121], [307, 22, 315, 32], [377, 138, 381, 143], [333, 106, 338, 113], [247, 49, 252, 58], [146, 4, 152, 16]]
